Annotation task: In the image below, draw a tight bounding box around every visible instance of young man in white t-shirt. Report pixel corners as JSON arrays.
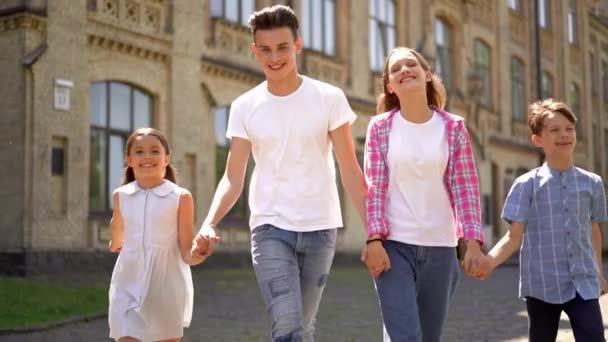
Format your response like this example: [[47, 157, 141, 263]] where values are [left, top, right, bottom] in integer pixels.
[[194, 5, 367, 341]]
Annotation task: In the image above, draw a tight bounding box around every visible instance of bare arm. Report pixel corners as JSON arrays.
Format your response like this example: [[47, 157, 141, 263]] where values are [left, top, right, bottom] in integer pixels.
[[109, 191, 124, 253], [177, 190, 207, 265], [330, 123, 367, 224], [488, 222, 525, 269]]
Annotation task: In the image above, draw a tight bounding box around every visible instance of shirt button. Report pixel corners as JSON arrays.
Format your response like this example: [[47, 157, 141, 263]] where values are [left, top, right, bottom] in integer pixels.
[[565, 208, 568, 212], [563, 185, 566, 189], [569, 254, 573, 258], [567, 231, 570, 235]]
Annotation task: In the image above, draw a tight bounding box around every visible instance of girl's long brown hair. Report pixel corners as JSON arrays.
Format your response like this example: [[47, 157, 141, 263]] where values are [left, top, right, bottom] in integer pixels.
[[121, 127, 177, 185], [376, 47, 447, 114]]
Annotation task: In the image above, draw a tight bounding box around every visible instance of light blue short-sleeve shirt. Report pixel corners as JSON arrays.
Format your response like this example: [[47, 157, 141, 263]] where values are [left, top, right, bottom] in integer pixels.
[[502, 163, 608, 304]]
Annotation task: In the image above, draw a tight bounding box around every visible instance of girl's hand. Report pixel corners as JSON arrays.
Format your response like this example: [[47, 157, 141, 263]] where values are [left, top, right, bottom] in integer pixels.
[[363, 241, 391, 277], [108, 240, 122, 253], [194, 225, 221, 257]]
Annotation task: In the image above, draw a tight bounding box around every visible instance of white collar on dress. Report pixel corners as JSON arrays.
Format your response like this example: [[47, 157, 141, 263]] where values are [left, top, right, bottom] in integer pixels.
[[122, 180, 175, 197]]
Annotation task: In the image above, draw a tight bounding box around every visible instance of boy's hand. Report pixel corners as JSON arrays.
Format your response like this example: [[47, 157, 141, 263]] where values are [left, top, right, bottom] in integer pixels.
[[474, 255, 494, 281]]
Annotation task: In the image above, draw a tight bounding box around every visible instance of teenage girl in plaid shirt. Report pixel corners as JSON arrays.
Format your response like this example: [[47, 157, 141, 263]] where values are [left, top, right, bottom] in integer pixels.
[[362, 46, 485, 341]]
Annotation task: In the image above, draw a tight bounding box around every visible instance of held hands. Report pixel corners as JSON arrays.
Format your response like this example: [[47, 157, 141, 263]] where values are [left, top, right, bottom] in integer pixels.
[[462, 240, 492, 279], [190, 225, 221, 265], [361, 240, 391, 278]]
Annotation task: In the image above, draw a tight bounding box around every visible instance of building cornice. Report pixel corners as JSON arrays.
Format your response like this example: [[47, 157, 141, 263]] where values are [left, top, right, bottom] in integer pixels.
[[0, 13, 46, 33], [201, 55, 264, 85], [87, 33, 169, 64], [0, 4, 46, 18]]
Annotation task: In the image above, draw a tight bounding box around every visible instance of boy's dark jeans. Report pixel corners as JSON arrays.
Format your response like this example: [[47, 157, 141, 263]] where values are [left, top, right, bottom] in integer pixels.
[[526, 293, 605, 342]]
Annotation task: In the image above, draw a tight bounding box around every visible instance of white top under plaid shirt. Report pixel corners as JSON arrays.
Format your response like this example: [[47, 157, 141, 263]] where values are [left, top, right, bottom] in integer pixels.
[[502, 163, 608, 304]]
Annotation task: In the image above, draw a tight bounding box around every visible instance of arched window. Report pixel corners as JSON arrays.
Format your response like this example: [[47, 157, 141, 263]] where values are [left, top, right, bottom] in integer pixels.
[[473, 39, 492, 106], [435, 18, 452, 91], [510, 57, 526, 120], [89, 81, 153, 213]]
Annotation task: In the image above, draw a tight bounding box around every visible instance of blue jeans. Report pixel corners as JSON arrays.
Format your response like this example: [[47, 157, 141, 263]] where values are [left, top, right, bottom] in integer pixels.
[[251, 224, 337, 342], [374, 240, 460, 342]]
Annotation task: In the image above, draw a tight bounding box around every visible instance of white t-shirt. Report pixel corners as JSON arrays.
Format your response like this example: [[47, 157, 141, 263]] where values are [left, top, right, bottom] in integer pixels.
[[226, 76, 357, 232], [386, 111, 457, 246]]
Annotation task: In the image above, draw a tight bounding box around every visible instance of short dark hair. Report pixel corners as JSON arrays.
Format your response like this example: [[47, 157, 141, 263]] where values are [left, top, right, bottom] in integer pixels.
[[248, 5, 299, 40], [527, 99, 577, 135]]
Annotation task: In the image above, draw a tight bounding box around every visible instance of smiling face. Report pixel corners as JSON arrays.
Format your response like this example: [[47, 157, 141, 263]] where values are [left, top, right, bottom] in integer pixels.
[[385, 49, 432, 98], [126, 134, 170, 183], [532, 111, 577, 159], [252, 27, 302, 82]]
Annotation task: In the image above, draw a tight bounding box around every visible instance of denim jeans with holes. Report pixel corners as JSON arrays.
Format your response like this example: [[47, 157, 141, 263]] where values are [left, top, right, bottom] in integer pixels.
[[251, 224, 337, 342]]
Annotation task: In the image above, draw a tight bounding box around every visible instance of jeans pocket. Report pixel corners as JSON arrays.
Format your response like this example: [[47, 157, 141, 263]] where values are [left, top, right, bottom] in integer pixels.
[[252, 224, 274, 243], [317, 229, 337, 248]]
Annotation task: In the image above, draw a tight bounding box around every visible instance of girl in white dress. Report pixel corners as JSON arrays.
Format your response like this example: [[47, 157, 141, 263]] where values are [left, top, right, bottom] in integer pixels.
[[108, 127, 215, 342]]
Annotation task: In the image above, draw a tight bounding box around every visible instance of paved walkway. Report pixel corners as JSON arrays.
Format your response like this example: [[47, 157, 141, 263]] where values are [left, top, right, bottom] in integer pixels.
[[2, 264, 606, 341]]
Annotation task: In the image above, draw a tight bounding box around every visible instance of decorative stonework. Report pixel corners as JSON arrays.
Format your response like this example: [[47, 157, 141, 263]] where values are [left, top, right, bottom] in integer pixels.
[[92, 0, 166, 34], [212, 19, 255, 61], [512, 120, 530, 142], [509, 12, 526, 46], [303, 52, 347, 88], [87, 34, 169, 64], [468, 0, 495, 30], [201, 58, 263, 86], [0, 14, 46, 33]]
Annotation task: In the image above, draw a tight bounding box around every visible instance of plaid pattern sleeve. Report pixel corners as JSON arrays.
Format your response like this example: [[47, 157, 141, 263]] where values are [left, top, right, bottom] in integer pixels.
[[451, 122, 484, 243], [364, 118, 390, 239]]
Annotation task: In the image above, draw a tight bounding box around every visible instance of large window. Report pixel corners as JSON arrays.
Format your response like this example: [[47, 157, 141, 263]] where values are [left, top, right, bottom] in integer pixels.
[[302, 0, 336, 56], [473, 39, 492, 107], [214, 106, 253, 221], [541, 71, 553, 100], [369, 0, 395, 71], [511, 58, 525, 120], [569, 83, 582, 137], [538, 0, 551, 30], [567, 0, 577, 44], [435, 18, 452, 90], [211, 0, 255, 26], [89, 81, 153, 213]]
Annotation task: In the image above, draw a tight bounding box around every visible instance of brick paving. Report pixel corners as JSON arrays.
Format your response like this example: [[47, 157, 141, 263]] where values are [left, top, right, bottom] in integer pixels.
[[2, 264, 607, 341]]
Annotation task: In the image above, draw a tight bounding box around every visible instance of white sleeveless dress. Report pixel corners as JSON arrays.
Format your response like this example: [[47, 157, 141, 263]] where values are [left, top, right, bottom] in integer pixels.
[[109, 180, 193, 341]]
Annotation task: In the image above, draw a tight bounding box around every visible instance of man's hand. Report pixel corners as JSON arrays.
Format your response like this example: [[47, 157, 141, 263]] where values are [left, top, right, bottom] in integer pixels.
[[193, 225, 221, 258]]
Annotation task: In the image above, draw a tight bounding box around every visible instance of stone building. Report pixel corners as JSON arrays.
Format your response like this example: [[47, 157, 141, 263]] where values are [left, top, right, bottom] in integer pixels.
[[1, 0, 607, 273]]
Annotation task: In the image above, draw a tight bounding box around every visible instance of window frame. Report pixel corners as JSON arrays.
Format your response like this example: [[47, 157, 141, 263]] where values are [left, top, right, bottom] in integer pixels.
[[473, 38, 492, 107], [538, 0, 551, 31], [567, 0, 577, 44], [210, 0, 255, 27], [369, 0, 396, 72], [510, 57, 526, 121], [89, 81, 153, 217], [434, 17, 453, 91], [302, 0, 337, 56]]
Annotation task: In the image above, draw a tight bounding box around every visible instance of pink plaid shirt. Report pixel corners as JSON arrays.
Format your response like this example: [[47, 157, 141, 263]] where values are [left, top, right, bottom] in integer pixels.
[[364, 106, 484, 243]]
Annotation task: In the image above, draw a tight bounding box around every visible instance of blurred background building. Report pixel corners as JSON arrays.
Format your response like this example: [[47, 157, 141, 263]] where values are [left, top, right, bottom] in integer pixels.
[[1, 0, 608, 273]]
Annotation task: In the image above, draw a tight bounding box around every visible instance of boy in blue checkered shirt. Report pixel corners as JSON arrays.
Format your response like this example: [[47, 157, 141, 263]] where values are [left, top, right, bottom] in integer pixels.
[[477, 99, 608, 341]]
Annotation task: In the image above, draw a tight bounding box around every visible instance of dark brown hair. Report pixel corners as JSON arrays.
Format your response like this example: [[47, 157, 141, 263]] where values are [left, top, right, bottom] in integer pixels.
[[376, 47, 447, 114], [248, 5, 299, 40], [121, 127, 177, 185], [527, 99, 577, 135]]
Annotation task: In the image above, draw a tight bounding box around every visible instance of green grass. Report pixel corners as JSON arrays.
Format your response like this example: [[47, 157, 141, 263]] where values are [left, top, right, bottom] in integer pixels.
[[0, 279, 108, 330]]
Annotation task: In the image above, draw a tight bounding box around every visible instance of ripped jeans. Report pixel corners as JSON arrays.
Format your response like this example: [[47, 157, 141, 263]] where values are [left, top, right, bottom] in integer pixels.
[[251, 224, 337, 342]]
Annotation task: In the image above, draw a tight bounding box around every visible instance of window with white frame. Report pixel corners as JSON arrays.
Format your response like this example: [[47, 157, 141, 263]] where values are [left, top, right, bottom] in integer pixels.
[[369, 0, 395, 72], [211, 0, 255, 26], [511, 57, 525, 120], [568, 0, 577, 44], [473, 39, 492, 107], [89, 81, 153, 213], [302, 0, 336, 56], [538, 0, 551, 30], [435, 18, 452, 90]]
